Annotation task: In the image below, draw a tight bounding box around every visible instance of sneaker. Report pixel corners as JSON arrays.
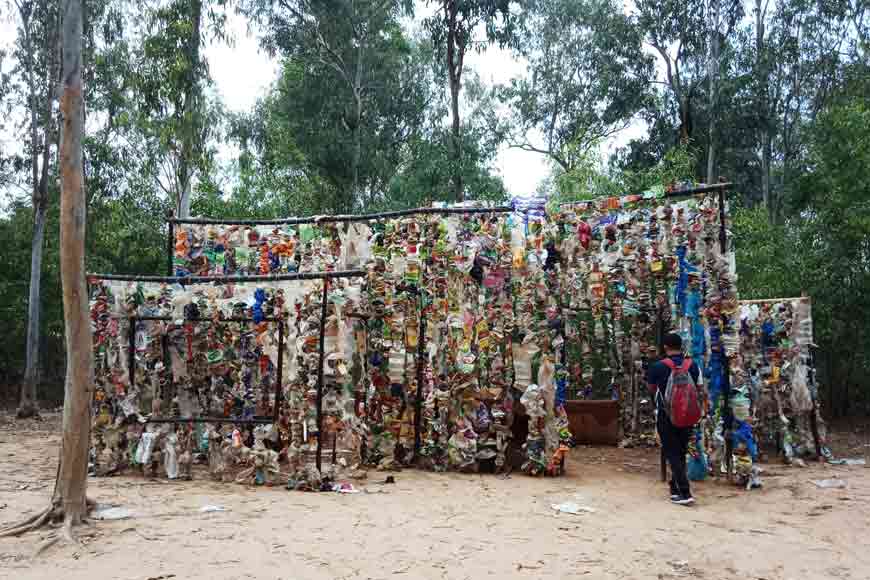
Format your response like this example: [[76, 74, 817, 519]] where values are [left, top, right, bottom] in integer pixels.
[[671, 496, 695, 506], [670, 494, 681, 501]]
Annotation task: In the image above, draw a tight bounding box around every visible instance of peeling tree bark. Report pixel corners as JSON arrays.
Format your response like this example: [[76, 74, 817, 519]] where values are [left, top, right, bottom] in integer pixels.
[[57, 0, 92, 528], [1, 0, 93, 540]]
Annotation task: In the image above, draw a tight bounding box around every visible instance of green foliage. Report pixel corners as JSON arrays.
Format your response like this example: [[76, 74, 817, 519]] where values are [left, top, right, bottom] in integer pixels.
[[552, 142, 697, 204], [0, 194, 64, 397], [733, 88, 870, 415], [618, 144, 698, 194], [498, 0, 654, 170], [385, 125, 508, 210]]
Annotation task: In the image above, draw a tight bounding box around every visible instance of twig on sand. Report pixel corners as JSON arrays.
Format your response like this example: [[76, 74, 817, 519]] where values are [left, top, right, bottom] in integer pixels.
[[516, 561, 545, 571]]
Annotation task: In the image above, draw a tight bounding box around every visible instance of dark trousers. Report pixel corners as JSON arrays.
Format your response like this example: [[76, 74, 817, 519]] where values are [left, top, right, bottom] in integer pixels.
[[657, 409, 692, 497]]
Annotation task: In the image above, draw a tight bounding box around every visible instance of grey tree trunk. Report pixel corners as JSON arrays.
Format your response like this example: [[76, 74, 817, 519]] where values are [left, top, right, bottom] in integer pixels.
[[445, 0, 463, 203], [352, 40, 363, 210], [19, 0, 61, 419], [19, 199, 46, 418], [706, 0, 720, 184], [450, 82, 462, 202], [761, 130, 772, 218], [176, 0, 202, 218], [755, 0, 774, 222], [57, 0, 92, 525]]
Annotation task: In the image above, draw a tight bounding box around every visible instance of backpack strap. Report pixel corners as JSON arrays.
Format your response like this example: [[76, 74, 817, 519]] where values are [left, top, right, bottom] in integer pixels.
[[661, 358, 677, 371], [680, 358, 693, 373]]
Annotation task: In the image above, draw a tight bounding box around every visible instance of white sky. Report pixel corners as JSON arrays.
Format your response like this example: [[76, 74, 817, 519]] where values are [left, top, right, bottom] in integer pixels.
[[205, 9, 647, 198], [205, 11, 557, 197], [1, 4, 650, 202]]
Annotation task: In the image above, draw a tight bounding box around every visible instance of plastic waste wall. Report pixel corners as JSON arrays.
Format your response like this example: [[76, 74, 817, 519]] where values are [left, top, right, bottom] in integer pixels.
[[737, 298, 826, 464], [89, 186, 742, 483]]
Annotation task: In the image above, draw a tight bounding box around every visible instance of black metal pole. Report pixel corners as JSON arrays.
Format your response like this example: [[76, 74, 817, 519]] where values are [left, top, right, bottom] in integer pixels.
[[123, 315, 282, 323], [145, 417, 275, 425], [414, 297, 427, 458], [315, 278, 329, 472], [275, 318, 284, 423], [808, 345, 823, 459], [558, 183, 733, 209], [717, 185, 734, 480], [167, 205, 516, 226], [717, 188, 728, 255], [87, 269, 366, 284], [167, 220, 175, 276], [128, 317, 136, 394]]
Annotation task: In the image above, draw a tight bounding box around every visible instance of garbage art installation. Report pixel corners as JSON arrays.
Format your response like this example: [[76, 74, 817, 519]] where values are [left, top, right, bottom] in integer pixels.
[[88, 182, 774, 487], [737, 297, 826, 474]]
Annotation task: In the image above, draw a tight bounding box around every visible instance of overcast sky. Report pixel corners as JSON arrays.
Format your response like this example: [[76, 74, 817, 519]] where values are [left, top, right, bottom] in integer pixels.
[[1, 4, 649, 202], [205, 9, 647, 198], [204, 10, 558, 197]]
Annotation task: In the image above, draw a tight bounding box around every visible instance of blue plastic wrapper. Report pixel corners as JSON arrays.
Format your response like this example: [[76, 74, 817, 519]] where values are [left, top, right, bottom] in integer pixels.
[[732, 420, 758, 460], [687, 453, 708, 481], [687, 428, 708, 480], [252, 288, 267, 323]]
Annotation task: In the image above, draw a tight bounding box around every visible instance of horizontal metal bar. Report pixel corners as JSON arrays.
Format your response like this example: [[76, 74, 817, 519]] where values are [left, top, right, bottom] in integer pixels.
[[87, 269, 367, 284], [131, 316, 282, 322], [167, 205, 516, 226], [663, 183, 732, 197], [738, 296, 810, 305], [144, 417, 275, 425], [559, 183, 733, 207]]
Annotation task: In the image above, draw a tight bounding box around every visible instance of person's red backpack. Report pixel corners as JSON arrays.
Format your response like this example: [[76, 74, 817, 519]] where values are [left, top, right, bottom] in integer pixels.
[[661, 358, 702, 427]]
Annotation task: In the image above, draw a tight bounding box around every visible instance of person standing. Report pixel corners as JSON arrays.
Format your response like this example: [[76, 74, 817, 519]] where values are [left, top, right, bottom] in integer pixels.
[[647, 332, 704, 505]]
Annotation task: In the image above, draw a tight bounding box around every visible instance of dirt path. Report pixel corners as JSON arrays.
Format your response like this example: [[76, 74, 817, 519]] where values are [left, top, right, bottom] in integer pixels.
[[1, 414, 868, 580]]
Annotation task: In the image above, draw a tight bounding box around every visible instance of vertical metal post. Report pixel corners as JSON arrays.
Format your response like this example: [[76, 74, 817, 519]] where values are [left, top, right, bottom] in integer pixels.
[[161, 330, 170, 405], [808, 344, 823, 459], [274, 318, 284, 423], [717, 185, 734, 480], [414, 273, 427, 458], [315, 278, 329, 472], [128, 317, 136, 393], [716, 188, 727, 255], [167, 218, 175, 276]]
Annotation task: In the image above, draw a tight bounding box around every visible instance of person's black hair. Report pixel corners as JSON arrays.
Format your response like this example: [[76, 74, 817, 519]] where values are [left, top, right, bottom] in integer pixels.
[[663, 332, 683, 351]]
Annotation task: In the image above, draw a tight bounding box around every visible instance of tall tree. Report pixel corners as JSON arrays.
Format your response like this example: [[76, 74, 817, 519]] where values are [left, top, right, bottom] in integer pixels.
[[424, 0, 521, 202], [387, 70, 508, 208], [498, 0, 653, 173], [0, 0, 93, 540], [706, 0, 721, 183], [240, 0, 432, 212], [13, 0, 62, 418], [750, 0, 852, 220], [55, 0, 92, 532], [635, 0, 709, 145], [134, 0, 224, 217]]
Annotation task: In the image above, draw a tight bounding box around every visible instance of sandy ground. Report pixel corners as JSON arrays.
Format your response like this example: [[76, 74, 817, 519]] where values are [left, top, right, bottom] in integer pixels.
[[1, 414, 868, 580]]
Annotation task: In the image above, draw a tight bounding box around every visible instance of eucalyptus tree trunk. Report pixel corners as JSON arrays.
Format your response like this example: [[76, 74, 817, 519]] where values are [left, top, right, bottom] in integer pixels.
[[706, 0, 720, 183], [0, 0, 93, 537], [19, 0, 60, 419], [20, 195, 46, 419], [445, 0, 464, 203], [176, 0, 202, 218], [57, 0, 92, 528], [755, 0, 773, 221]]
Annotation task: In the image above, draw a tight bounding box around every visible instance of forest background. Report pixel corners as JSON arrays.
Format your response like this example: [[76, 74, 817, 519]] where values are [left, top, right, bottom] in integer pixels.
[[0, 0, 867, 417]]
